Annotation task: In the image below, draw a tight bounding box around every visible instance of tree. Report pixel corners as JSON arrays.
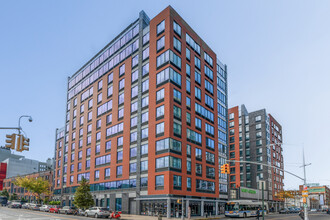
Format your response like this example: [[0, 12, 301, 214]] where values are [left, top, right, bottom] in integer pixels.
[[0, 189, 9, 198], [73, 177, 94, 209], [49, 201, 60, 205], [14, 176, 50, 203], [9, 193, 18, 201]]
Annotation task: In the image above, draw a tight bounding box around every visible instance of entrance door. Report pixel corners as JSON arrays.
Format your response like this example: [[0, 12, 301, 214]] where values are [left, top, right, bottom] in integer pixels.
[[129, 200, 136, 214]]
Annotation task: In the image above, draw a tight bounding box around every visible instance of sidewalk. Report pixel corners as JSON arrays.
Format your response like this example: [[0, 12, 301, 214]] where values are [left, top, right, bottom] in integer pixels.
[[121, 214, 225, 220]]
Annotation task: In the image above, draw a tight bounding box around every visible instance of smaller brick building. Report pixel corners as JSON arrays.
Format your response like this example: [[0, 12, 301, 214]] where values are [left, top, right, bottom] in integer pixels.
[[3, 170, 53, 202]]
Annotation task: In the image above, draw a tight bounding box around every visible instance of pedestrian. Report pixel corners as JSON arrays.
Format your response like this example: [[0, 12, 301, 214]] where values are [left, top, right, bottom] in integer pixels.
[[299, 209, 304, 219], [256, 207, 260, 220]]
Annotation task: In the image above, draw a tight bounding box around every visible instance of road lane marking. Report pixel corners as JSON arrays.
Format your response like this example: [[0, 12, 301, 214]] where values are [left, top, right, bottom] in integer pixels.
[[8, 209, 78, 220]]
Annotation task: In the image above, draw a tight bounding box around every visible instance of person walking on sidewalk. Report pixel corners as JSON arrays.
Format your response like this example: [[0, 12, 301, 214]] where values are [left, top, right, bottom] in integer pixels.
[[299, 209, 304, 219], [256, 207, 260, 220]]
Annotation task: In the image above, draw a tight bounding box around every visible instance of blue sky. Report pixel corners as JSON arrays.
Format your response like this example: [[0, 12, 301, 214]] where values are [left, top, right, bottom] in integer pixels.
[[1, 0, 329, 189]]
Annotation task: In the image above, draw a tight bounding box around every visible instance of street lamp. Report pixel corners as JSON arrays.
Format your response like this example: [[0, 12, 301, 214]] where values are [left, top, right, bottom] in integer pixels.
[[18, 115, 33, 134]]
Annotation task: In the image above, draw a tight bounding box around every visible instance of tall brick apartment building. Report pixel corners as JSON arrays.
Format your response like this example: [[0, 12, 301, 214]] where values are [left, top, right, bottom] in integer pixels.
[[54, 6, 228, 218], [228, 105, 284, 210]]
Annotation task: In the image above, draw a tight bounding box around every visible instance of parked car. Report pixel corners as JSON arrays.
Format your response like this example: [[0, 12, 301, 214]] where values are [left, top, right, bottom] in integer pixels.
[[326, 209, 330, 214], [85, 207, 110, 218], [21, 203, 30, 209], [31, 204, 41, 211], [40, 205, 51, 212], [49, 205, 61, 213], [58, 206, 77, 215], [8, 202, 22, 208], [74, 209, 85, 216], [310, 208, 317, 212], [279, 208, 289, 214]]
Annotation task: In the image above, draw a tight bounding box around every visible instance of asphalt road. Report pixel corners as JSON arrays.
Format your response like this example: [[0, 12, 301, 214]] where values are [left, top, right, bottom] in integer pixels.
[[220, 212, 330, 220], [0, 207, 330, 220]]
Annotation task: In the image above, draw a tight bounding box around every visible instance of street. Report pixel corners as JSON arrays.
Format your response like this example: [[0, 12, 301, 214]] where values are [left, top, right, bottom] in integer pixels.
[[1, 207, 330, 220], [220, 213, 330, 220]]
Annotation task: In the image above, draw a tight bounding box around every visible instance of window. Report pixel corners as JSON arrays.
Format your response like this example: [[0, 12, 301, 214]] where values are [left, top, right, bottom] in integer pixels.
[[130, 163, 137, 173], [117, 151, 123, 161], [141, 127, 148, 139], [256, 124, 262, 129], [142, 47, 149, 60], [141, 160, 148, 171], [204, 52, 214, 67], [108, 72, 113, 84], [132, 54, 139, 67], [186, 64, 191, 77], [186, 48, 190, 61], [106, 114, 112, 124], [156, 175, 164, 187], [187, 145, 191, 156], [119, 78, 125, 91], [186, 79, 191, 93], [105, 168, 110, 178], [173, 175, 182, 188], [187, 177, 191, 189], [195, 56, 201, 69], [131, 101, 138, 113], [141, 111, 148, 124], [86, 148, 91, 157], [156, 122, 165, 135], [195, 87, 201, 100], [156, 138, 182, 152], [173, 89, 181, 103], [141, 144, 148, 155], [131, 70, 138, 83], [173, 37, 181, 52], [156, 50, 181, 69], [186, 112, 191, 125], [143, 32, 149, 44], [157, 36, 165, 51], [80, 104, 84, 113], [118, 93, 124, 105], [142, 79, 149, 93], [117, 136, 123, 146], [206, 137, 215, 149], [142, 63, 149, 76], [130, 147, 137, 158], [106, 140, 111, 151], [156, 67, 181, 87], [156, 88, 165, 102], [119, 64, 125, 76], [205, 80, 214, 94], [195, 71, 201, 84], [195, 118, 202, 130], [186, 97, 191, 108], [195, 148, 202, 160], [95, 170, 100, 179], [205, 123, 215, 136], [187, 160, 191, 172], [186, 33, 200, 54], [141, 96, 149, 108], [156, 105, 165, 118], [196, 163, 202, 175], [173, 105, 181, 120], [95, 144, 100, 154], [204, 65, 214, 81], [173, 21, 181, 36], [206, 152, 215, 163], [88, 99, 93, 108], [107, 85, 113, 97], [117, 166, 123, 176], [131, 116, 138, 127], [131, 85, 138, 99], [118, 108, 124, 119], [173, 122, 181, 136], [256, 115, 262, 122], [157, 20, 165, 35], [205, 94, 214, 109], [256, 131, 262, 138], [130, 131, 137, 143]]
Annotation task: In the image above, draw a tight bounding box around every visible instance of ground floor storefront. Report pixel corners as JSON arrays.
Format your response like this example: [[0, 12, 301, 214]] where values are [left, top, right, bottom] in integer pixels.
[[53, 193, 226, 218]]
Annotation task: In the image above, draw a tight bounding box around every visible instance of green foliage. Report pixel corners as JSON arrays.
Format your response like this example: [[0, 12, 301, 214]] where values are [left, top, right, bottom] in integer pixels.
[[73, 177, 94, 209], [21, 197, 27, 202], [49, 201, 61, 205], [9, 193, 18, 201], [14, 176, 50, 202], [0, 189, 9, 198]]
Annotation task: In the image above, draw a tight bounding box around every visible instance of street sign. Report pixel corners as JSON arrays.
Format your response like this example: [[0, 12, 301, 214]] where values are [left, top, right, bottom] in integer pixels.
[[302, 190, 309, 197], [304, 204, 308, 208]]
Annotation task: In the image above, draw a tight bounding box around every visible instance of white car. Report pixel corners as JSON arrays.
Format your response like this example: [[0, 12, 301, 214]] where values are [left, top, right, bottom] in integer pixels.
[[40, 205, 51, 212], [85, 207, 110, 218]]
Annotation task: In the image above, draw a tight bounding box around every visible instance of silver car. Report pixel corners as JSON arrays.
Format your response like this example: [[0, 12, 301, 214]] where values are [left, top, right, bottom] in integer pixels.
[[40, 205, 51, 212], [85, 207, 110, 218]]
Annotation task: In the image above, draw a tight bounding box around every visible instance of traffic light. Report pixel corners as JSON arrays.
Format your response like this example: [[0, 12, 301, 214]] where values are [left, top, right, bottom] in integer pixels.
[[16, 134, 30, 152], [221, 164, 226, 174], [5, 134, 16, 149], [177, 199, 181, 204], [225, 164, 230, 174]]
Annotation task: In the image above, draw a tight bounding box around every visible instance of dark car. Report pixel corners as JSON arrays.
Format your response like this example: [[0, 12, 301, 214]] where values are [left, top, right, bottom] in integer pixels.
[[327, 209, 330, 214], [279, 208, 289, 214], [58, 206, 77, 214]]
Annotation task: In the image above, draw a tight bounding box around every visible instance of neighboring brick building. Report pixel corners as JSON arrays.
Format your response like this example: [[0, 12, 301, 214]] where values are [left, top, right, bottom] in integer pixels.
[[3, 171, 53, 202], [228, 105, 284, 210], [53, 6, 229, 218]]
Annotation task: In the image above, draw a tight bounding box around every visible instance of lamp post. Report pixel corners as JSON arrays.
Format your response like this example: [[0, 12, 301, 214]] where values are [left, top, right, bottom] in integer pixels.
[[18, 115, 33, 134]]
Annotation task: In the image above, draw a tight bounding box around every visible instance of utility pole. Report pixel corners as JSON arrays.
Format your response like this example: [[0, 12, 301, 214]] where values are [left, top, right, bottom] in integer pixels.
[[301, 149, 311, 220], [262, 182, 265, 220]]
